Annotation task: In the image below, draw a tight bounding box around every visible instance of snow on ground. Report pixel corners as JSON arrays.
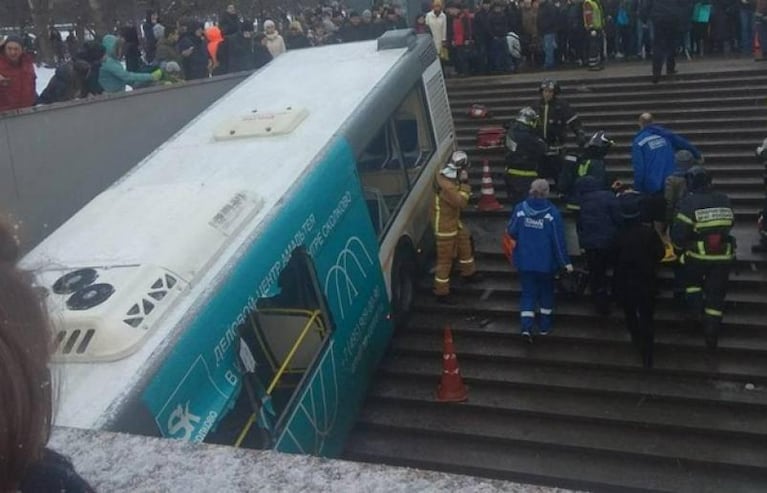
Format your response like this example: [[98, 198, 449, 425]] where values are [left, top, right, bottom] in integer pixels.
[[35, 66, 56, 95], [51, 427, 579, 493]]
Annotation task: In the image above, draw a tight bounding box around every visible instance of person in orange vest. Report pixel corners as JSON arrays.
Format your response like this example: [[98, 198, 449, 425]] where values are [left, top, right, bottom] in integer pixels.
[[206, 25, 225, 76], [432, 151, 481, 304]]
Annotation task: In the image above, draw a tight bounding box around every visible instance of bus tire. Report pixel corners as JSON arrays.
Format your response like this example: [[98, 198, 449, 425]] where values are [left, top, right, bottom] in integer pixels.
[[391, 244, 417, 329]]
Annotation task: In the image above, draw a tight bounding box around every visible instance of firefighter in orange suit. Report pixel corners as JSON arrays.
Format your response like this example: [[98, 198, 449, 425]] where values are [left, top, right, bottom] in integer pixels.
[[432, 150, 481, 304]]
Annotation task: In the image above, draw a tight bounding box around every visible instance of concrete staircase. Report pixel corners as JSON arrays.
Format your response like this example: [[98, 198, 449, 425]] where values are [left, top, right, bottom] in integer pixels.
[[344, 64, 767, 492]]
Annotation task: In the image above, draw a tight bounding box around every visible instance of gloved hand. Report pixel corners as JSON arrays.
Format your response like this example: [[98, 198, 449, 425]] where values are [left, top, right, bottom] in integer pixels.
[[565, 264, 574, 273], [151, 69, 163, 81]]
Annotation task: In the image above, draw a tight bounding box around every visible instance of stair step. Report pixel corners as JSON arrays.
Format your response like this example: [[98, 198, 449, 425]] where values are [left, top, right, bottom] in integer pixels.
[[345, 427, 767, 492], [379, 350, 767, 408], [356, 397, 767, 469]]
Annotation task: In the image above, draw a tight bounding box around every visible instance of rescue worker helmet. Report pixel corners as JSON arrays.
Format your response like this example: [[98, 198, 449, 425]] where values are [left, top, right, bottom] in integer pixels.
[[539, 79, 560, 95], [584, 130, 614, 158], [440, 162, 459, 179], [685, 165, 710, 192], [515, 107, 539, 128], [451, 150, 469, 168]]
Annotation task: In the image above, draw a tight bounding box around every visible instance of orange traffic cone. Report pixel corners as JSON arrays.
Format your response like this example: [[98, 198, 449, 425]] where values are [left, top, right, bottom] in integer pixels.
[[477, 160, 503, 212], [436, 326, 469, 402]]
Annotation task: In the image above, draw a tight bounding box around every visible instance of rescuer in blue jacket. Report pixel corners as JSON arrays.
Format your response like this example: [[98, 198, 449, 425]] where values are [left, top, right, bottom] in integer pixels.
[[631, 113, 701, 196], [632, 112, 702, 254], [507, 179, 573, 342]]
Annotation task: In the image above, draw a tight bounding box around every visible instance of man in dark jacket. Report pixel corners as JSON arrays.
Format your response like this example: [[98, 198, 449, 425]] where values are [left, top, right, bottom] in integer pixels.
[[614, 191, 665, 368], [220, 4, 242, 37], [74, 40, 105, 96], [178, 21, 210, 80], [505, 107, 548, 203], [575, 175, 623, 314], [671, 166, 735, 350], [642, 0, 686, 82], [538, 0, 560, 69], [473, 0, 493, 73], [487, 2, 511, 72], [560, 129, 611, 210], [142, 10, 160, 63], [535, 79, 586, 186], [38, 59, 92, 104], [219, 21, 256, 73], [340, 11, 370, 42]]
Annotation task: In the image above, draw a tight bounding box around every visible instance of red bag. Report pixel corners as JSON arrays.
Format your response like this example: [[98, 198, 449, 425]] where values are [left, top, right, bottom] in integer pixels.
[[468, 104, 491, 119], [502, 232, 516, 263], [476, 126, 505, 150]]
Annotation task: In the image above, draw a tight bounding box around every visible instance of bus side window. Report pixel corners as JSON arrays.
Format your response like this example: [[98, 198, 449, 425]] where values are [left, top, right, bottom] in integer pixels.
[[355, 86, 435, 238], [393, 88, 435, 171]]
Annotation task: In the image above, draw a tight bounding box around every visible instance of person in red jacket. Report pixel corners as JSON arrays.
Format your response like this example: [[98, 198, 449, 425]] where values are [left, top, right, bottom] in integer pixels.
[[0, 35, 37, 113]]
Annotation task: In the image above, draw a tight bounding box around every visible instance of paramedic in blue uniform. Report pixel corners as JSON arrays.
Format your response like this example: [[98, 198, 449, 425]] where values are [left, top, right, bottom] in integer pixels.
[[507, 179, 573, 342]]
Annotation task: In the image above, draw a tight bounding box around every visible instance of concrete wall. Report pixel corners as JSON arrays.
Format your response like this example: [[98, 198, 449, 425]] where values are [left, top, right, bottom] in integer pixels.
[[49, 427, 559, 493], [0, 73, 250, 251]]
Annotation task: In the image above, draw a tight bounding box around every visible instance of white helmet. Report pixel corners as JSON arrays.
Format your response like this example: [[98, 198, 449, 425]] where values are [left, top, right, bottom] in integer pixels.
[[451, 150, 469, 168], [440, 161, 460, 179]]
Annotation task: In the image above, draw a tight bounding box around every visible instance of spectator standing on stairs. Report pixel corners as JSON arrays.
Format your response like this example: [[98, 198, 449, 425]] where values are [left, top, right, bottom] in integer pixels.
[[431, 151, 481, 305], [507, 179, 573, 342]]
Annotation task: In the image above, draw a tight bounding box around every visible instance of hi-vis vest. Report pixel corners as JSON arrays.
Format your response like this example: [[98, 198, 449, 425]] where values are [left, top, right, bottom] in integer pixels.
[[583, 0, 604, 30], [432, 174, 470, 238], [675, 205, 735, 262]]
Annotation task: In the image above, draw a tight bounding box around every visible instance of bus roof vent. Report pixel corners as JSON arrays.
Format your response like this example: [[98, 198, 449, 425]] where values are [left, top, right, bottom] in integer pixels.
[[36, 265, 188, 363], [214, 106, 309, 141], [377, 29, 417, 51]]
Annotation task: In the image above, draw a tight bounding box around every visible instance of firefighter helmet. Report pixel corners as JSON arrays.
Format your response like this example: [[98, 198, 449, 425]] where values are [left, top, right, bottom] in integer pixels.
[[539, 79, 560, 95], [584, 130, 614, 158], [685, 165, 710, 192], [515, 107, 539, 128], [451, 150, 469, 168]]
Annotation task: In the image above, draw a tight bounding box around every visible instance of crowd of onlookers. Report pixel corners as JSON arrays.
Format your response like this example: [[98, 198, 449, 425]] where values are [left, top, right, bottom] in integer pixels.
[[3, 0, 767, 113]]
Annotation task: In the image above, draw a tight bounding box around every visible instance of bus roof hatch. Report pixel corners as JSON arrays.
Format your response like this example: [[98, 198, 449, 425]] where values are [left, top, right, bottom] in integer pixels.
[[377, 29, 416, 51], [214, 106, 309, 141]]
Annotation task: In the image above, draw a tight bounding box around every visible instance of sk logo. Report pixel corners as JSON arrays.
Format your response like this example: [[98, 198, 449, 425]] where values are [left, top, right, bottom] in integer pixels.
[[167, 401, 201, 440]]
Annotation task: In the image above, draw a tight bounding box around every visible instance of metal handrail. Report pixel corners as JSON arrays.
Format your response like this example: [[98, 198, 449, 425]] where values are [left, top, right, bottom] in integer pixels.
[[234, 309, 326, 448]]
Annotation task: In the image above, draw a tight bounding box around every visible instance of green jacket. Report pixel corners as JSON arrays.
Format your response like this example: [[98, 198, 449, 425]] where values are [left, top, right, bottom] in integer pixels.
[[583, 0, 604, 30], [98, 34, 154, 93]]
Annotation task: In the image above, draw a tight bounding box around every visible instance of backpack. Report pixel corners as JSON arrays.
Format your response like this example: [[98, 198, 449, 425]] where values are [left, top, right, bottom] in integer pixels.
[[476, 127, 506, 149]]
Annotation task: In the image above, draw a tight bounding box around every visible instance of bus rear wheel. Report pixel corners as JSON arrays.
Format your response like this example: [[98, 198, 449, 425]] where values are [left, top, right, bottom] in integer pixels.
[[391, 246, 416, 329]]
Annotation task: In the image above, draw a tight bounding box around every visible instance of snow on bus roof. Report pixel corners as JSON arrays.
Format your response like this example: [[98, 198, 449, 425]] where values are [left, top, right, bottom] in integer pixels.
[[25, 40, 405, 268], [22, 40, 408, 430]]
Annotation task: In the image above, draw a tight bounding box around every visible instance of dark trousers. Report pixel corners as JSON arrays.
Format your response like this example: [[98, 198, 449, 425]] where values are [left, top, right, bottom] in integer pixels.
[[587, 29, 604, 68], [585, 248, 612, 314], [539, 153, 564, 184], [622, 286, 656, 368], [504, 173, 536, 204], [652, 18, 680, 77], [683, 260, 730, 346], [452, 45, 471, 75]]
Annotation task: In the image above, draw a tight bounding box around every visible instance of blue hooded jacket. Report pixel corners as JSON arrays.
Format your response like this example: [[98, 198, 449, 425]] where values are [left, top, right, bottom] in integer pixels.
[[98, 34, 154, 93], [507, 198, 571, 273], [631, 124, 700, 194]]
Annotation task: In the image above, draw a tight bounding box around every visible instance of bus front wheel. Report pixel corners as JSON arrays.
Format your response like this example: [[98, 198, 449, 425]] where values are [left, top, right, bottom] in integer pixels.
[[391, 245, 416, 329]]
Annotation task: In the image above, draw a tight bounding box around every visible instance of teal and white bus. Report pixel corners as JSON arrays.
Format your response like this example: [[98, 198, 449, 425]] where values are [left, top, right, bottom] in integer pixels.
[[22, 30, 454, 455]]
